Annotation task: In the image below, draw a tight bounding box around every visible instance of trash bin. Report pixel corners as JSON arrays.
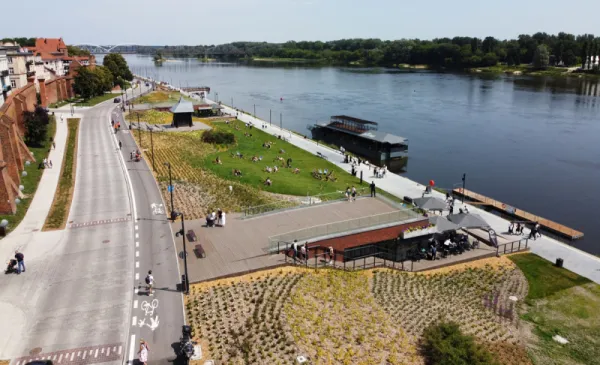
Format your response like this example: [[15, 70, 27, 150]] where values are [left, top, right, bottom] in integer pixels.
[[555, 258, 564, 268]]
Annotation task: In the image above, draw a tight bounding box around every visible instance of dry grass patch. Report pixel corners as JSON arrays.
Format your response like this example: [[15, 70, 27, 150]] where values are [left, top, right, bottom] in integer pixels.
[[285, 270, 420, 365], [134, 129, 283, 218]]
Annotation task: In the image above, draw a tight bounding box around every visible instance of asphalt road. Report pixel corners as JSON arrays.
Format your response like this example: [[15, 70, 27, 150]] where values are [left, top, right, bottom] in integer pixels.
[[4, 83, 184, 365], [112, 84, 186, 365]]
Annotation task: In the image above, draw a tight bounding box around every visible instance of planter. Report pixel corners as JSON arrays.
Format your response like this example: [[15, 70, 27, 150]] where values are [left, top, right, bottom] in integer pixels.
[[402, 226, 437, 239]]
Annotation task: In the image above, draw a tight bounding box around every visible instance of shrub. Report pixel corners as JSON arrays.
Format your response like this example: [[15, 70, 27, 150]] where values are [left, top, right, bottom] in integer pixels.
[[421, 321, 497, 365], [201, 130, 235, 145]]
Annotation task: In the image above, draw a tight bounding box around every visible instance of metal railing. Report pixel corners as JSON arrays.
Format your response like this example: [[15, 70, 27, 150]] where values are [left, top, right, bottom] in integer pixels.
[[496, 238, 529, 255], [244, 188, 368, 217], [267, 205, 422, 252], [276, 242, 413, 272]]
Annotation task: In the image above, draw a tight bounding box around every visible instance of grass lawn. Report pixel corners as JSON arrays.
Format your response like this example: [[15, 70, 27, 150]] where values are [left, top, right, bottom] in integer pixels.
[[202, 120, 366, 197], [44, 118, 80, 230], [133, 90, 193, 105], [126, 110, 172, 125], [510, 253, 600, 365], [0, 117, 56, 235], [75, 93, 118, 106]]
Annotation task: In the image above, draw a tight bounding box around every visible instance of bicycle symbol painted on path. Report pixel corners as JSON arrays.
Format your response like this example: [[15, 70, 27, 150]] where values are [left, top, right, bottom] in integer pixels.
[[140, 299, 158, 317]]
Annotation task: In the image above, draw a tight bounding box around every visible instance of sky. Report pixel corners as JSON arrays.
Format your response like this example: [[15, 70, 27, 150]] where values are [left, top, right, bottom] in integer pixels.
[[3, 0, 599, 45]]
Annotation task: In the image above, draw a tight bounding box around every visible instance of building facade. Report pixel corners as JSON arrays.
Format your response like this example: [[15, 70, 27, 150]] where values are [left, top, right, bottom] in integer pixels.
[[5, 47, 36, 90], [0, 48, 11, 105]]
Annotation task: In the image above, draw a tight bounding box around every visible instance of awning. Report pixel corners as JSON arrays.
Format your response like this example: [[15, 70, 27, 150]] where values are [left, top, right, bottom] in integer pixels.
[[414, 196, 447, 211], [429, 216, 460, 233], [447, 213, 490, 229]]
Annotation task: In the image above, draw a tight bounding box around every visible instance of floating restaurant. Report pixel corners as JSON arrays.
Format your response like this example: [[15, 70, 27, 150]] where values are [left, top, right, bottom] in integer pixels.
[[309, 115, 408, 171]]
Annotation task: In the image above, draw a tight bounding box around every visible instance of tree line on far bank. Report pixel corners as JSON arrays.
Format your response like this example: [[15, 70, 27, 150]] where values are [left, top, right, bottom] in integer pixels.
[[137, 32, 600, 70], [73, 53, 133, 99]]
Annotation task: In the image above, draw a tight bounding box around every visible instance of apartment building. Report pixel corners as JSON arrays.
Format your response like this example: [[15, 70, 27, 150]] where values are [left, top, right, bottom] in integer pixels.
[[0, 48, 12, 104]]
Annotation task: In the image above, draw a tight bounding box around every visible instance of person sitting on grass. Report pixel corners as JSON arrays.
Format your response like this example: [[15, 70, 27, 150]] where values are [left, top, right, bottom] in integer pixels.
[[273, 166, 279, 173], [265, 166, 273, 173], [251, 156, 259, 163], [293, 168, 300, 174], [264, 177, 272, 186], [233, 169, 242, 176], [279, 149, 285, 154], [214, 156, 222, 165]]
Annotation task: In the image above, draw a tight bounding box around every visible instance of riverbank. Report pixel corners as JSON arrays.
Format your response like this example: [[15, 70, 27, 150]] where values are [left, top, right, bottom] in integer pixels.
[[204, 95, 600, 285], [471, 64, 600, 78]]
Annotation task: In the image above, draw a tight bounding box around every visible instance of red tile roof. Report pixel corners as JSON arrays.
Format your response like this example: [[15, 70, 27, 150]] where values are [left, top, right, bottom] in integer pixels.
[[35, 38, 67, 53]]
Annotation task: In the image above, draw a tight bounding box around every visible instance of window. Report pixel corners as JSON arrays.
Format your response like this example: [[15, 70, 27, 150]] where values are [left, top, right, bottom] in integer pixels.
[[7, 57, 12, 64], [8, 68, 14, 75], [11, 80, 16, 88]]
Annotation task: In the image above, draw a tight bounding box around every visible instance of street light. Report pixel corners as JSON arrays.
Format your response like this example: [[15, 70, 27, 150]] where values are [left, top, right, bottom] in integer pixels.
[[136, 113, 142, 147], [164, 162, 174, 215], [253, 104, 256, 116], [172, 211, 189, 294], [215, 92, 218, 102], [147, 126, 155, 172], [461, 173, 466, 203]]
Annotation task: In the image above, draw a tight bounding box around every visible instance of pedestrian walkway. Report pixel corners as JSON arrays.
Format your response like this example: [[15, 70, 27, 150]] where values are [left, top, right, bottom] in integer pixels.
[[0, 112, 78, 259], [212, 101, 600, 284]]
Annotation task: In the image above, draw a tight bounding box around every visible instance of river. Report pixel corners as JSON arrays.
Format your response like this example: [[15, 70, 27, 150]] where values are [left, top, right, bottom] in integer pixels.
[[108, 55, 600, 255]]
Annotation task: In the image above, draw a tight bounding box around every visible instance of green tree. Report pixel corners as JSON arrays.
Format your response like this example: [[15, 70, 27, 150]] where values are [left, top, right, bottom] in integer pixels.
[[533, 45, 550, 69], [421, 322, 497, 365], [73, 66, 113, 99], [67, 45, 91, 56], [103, 53, 133, 86], [23, 106, 49, 147], [563, 50, 577, 66]]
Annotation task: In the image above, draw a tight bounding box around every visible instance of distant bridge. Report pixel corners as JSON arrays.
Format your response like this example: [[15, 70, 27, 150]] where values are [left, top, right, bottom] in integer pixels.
[[74, 44, 141, 54]]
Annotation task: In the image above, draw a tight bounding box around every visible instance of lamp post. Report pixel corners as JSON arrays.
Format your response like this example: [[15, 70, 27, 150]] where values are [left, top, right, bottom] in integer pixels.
[[173, 211, 189, 294], [253, 104, 256, 116], [215, 92, 218, 102], [461, 173, 466, 203], [137, 113, 142, 147], [164, 162, 174, 215], [269, 109, 272, 126], [280, 113, 282, 130], [231, 97, 233, 108], [147, 126, 155, 172]]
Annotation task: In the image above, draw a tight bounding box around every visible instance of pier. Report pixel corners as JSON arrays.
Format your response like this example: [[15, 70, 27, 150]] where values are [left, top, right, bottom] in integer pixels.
[[453, 188, 584, 240]]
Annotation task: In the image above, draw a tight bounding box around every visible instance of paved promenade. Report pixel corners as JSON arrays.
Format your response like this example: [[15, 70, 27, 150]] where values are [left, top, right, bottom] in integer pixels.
[[210, 101, 600, 284]]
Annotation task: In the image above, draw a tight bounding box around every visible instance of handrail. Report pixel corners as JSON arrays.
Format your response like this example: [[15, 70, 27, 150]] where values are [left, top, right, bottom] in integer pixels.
[[266, 205, 423, 252], [495, 238, 529, 255]]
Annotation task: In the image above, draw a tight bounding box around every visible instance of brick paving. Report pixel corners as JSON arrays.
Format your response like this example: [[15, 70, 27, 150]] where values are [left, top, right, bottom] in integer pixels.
[[178, 197, 397, 283], [13, 343, 123, 365]]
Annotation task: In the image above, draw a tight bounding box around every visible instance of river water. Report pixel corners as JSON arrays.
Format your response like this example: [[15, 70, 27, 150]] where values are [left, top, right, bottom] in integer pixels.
[[114, 55, 600, 255]]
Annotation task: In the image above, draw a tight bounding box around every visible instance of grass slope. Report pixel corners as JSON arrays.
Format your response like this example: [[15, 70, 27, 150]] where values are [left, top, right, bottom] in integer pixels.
[[44, 118, 79, 230], [510, 253, 600, 365], [133, 90, 193, 105], [75, 93, 118, 106], [0, 117, 56, 235], [202, 120, 364, 197]]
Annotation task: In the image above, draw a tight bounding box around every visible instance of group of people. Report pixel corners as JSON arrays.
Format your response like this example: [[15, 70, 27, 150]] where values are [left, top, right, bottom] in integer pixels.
[[264, 166, 279, 173], [373, 166, 387, 178], [262, 141, 273, 149], [251, 156, 263, 163], [205, 209, 226, 227], [508, 222, 525, 235], [42, 158, 53, 169], [214, 156, 222, 165], [130, 149, 141, 162], [111, 120, 121, 134], [345, 186, 357, 201], [289, 241, 335, 265]]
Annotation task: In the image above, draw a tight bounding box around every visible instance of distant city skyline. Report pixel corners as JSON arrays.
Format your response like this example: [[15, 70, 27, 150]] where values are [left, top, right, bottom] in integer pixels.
[[3, 0, 600, 45]]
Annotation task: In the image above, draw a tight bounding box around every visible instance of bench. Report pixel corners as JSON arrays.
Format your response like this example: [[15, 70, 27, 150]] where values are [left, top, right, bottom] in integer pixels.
[[316, 152, 329, 160], [194, 244, 206, 258], [186, 229, 197, 242]]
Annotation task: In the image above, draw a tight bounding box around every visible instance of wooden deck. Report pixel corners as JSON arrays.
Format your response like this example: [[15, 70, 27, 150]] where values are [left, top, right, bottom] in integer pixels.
[[453, 188, 584, 240]]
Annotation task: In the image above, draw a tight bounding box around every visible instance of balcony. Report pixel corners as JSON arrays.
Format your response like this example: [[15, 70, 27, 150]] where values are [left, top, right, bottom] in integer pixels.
[[27, 71, 36, 77]]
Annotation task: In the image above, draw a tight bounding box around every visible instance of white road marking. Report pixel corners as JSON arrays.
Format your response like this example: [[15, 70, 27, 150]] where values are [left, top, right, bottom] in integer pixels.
[[119, 345, 122, 355], [107, 347, 110, 356], [128, 335, 135, 364], [135, 233, 139, 239], [16, 361, 20, 365], [58, 354, 63, 363], [77, 351, 81, 356], [135, 261, 139, 268], [135, 272, 139, 280], [136, 251, 139, 257], [134, 299, 138, 308], [101, 348, 105, 354], [135, 225, 139, 230], [94, 349, 98, 358], [89, 350, 93, 355], [134, 288, 139, 294], [82, 351, 86, 360], [136, 241, 139, 248], [70, 352, 75, 361], [53, 355, 57, 361], [132, 316, 137, 326]]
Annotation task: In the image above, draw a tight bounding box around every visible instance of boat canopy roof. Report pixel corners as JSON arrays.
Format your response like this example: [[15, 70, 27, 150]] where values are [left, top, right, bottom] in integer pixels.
[[331, 115, 378, 125]]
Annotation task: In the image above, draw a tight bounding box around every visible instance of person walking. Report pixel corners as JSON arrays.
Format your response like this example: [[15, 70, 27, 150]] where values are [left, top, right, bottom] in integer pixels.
[[119, 141, 122, 150], [328, 246, 334, 265], [351, 186, 357, 201], [292, 240, 298, 262], [300, 244, 307, 261], [14, 250, 25, 274], [52, 141, 56, 149], [138, 339, 149, 365], [145, 270, 155, 296], [370, 181, 376, 197], [49, 160, 53, 168]]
